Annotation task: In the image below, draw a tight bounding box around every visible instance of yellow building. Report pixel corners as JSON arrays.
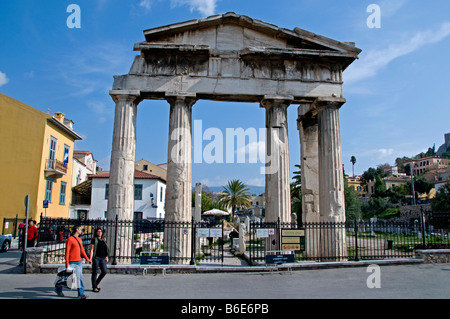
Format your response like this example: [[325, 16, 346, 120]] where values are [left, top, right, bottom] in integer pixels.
[[0, 93, 82, 226], [346, 177, 365, 197]]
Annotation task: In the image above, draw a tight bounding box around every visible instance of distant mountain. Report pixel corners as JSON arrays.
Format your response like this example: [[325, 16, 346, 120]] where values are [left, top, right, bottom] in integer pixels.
[[202, 185, 265, 196]]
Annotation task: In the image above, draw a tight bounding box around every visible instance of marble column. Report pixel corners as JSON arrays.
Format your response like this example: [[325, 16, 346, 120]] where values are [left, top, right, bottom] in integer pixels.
[[164, 92, 196, 264], [315, 97, 347, 260], [107, 90, 141, 263], [297, 103, 321, 258], [261, 95, 293, 226]]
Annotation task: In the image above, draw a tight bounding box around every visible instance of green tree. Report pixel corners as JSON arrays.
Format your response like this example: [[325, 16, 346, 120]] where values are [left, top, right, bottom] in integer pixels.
[[432, 181, 450, 212], [361, 167, 387, 186], [411, 175, 433, 195], [350, 156, 356, 178], [218, 179, 252, 216], [374, 174, 387, 197], [290, 165, 302, 222], [361, 197, 394, 219], [344, 179, 361, 220]]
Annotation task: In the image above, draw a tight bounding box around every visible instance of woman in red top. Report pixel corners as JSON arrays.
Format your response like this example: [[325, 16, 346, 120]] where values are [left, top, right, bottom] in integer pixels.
[[55, 225, 91, 298]]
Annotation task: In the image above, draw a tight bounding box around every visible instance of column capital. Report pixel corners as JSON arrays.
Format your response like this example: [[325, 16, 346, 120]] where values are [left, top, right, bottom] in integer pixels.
[[165, 92, 197, 106], [297, 103, 318, 131], [312, 96, 346, 111], [260, 95, 294, 109], [109, 90, 142, 104]]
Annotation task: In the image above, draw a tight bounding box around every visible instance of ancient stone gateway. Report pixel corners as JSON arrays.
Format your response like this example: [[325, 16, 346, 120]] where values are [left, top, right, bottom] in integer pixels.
[[107, 12, 361, 263]]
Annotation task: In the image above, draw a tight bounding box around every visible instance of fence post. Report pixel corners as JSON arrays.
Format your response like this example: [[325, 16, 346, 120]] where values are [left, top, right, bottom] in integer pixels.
[[354, 218, 359, 262], [277, 217, 281, 251], [190, 216, 195, 265], [37, 212, 44, 245], [249, 220, 252, 265], [14, 214, 18, 238], [421, 208, 427, 249], [221, 219, 224, 264], [112, 215, 118, 265]]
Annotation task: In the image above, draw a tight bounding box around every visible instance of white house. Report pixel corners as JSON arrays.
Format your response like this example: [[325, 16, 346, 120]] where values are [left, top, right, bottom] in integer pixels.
[[72, 151, 98, 186], [89, 170, 167, 220], [70, 170, 166, 219]]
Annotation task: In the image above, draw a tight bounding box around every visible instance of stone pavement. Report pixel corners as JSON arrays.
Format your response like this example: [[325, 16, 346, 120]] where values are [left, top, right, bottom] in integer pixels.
[[1, 249, 450, 304], [197, 246, 250, 267]]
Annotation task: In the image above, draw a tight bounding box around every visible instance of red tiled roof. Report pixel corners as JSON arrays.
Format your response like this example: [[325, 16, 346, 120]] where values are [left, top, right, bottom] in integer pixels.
[[89, 170, 166, 182]]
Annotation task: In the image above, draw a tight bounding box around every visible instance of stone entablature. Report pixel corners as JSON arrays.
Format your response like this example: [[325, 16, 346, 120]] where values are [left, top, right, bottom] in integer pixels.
[[113, 12, 359, 103]]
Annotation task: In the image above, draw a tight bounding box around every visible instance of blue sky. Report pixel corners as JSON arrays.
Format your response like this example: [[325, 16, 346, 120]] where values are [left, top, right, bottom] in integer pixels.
[[1, 0, 449, 188]]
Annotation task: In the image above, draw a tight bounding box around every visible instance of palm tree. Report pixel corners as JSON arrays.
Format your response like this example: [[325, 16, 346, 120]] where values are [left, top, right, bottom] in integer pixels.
[[290, 164, 302, 223], [350, 156, 357, 178], [218, 179, 252, 217]]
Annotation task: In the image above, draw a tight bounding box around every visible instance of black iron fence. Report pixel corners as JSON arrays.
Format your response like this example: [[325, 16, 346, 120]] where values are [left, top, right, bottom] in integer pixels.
[[36, 213, 449, 266], [37, 215, 225, 265], [248, 216, 450, 264]]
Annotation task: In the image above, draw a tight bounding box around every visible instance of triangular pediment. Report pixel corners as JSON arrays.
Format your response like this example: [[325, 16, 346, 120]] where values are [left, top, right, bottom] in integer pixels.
[[139, 12, 360, 57]]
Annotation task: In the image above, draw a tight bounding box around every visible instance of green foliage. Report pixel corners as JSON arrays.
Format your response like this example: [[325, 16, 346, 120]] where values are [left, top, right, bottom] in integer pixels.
[[218, 179, 252, 214], [290, 164, 302, 217], [361, 167, 387, 185], [361, 197, 394, 219], [192, 188, 226, 213], [432, 181, 450, 212], [350, 156, 356, 177], [411, 175, 433, 195], [378, 208, 400, 219], [344, 180, 361, 220]]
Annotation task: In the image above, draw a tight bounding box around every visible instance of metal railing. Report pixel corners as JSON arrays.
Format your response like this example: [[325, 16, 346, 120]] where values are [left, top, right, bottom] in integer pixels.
[[37, 213, 449, 266], [45, 159, 67, 174], [248, 217, 450, 264], [37, 215, 225, 265]]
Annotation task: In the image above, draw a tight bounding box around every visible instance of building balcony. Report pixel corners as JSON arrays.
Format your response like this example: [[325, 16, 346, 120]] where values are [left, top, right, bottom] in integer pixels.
[[45, 159, 67, 178]]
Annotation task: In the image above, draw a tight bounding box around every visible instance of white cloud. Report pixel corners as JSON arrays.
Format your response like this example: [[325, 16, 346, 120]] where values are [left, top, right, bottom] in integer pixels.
[[345, 21, 450, 85], [199, 176, 228, 187], [379, 0, 409, 18], [361, 148, 394, 159], [170, 0, 217, 16], [58, 42, 130, 96], [245, 177, 264, 187], [0, 71, 9, 87], [139, 0, 153, 10], [235, 140, 265, 163]]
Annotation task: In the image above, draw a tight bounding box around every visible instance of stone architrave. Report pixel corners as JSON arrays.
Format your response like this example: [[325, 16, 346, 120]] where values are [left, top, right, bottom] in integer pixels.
[[164, 92, 196, 264], [315, 97, 347, 261], [261, 95, 293, 224], [107, 90, 141, 263]]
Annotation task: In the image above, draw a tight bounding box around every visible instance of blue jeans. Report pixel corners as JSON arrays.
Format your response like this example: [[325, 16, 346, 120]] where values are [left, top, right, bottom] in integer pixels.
[[56, 261, 84, 296]]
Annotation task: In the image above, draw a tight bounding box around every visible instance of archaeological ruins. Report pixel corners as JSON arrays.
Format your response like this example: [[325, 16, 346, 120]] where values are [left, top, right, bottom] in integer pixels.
[[107, 12, 361, 263]]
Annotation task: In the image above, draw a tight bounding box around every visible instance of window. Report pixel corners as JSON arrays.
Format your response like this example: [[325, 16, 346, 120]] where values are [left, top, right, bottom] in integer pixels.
[[45, 178, 53, 202], [160, 186, 164, 202], [48, 136, 57, 169], [77, 210, 88, 220], [135, 184, 143, 200], [59, 182, 67, 205], [105, 184, 109, 200], [63, 145, 70, 168], [143, 165, 148, 171]]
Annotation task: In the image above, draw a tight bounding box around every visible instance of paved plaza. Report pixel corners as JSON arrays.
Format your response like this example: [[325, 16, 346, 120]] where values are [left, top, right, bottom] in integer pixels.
[[1, 249, 449, 300]]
